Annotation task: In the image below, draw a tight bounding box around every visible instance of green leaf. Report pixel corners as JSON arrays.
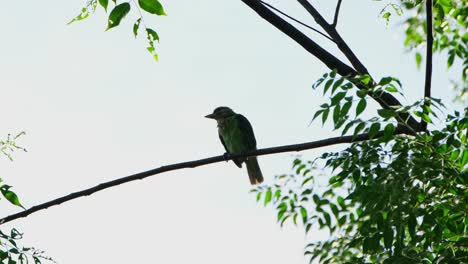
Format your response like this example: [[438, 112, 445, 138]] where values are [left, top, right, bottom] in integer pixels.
[[1, 189, 24, 209], [353, 122, 366, 136], [341, 101, 352, 117], [138, 0, 166, 15], [312, 110, 323, 122], [357, 74, 371, 85], [333, 105, 341, 124], [383, 123, 395, 138], [356, 89, 367, 98], [385, 84, 398, 93], [377, 109, 395, 119], [331, 92, 346, 105], [341, 121, 355, 136], [300, 207, 308, 224], [379, 77, 393, 86], [264, 188, 272, 206], [356, 99, 367, 116], [106, 3, 131, 31], [322, 109, 329, 125], [461, 149, 468, 166], [323, 79, 333, 95], [332, 77, 345, 94], [368, 122, 381, 139], [383, 228, 394, 249], [369, 123, 380, 139], [133, 18, 141, 38], [99, 0, 108, 11], [146, 28, 159, 42], [447, 51, 455, 68], [421, 112, 432, 124], [415, 52, 422, 69]]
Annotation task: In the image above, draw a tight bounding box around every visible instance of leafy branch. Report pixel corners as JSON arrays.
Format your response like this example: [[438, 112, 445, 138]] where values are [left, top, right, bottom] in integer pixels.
[[69, 0, 166, 61]]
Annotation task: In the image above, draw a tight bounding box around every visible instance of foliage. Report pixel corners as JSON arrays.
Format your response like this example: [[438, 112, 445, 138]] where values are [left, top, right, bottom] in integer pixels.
[[0, 133, 54, 263], [69, 0, 166, 61], [253, 1, 467, 263], [255, 76, 467, 262], [0, 229, 55, 264]]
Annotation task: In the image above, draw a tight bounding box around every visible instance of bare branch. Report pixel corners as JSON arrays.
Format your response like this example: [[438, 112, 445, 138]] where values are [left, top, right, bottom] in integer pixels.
[[259, 0, 334, 42], [332, 0, 343, 27], [422, 0, 433, 131], [0, 130, 411, 226], [242, 0, 356, 75], [297, 0, 369, 76], [241, 0, 420, 133]]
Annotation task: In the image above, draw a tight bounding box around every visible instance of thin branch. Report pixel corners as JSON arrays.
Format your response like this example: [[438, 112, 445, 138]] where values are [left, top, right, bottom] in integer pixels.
[[242, 0, 354, 74], [297, 0, 369, 76], [259, 0, 334, 42], [241, 0, 420, 133], [332, 0, 343, 27], [0, 130, 410, 226], [422, 0, 433, 131]]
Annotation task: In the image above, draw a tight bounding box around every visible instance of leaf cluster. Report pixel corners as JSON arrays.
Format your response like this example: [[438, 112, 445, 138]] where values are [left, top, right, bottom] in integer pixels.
[[255, 109, 467, 263], [69, 0, 166, 61]]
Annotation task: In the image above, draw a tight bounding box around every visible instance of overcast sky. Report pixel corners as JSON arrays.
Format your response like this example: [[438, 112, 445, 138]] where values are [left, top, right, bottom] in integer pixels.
[[0, 0, 459, 263]]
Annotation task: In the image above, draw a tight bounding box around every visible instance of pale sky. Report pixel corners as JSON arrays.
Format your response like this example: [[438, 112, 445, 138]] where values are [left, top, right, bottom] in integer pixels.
[[0, 0, 459, 263]]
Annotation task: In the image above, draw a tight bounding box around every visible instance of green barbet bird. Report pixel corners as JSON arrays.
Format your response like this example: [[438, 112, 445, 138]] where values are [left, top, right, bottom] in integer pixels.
[[205, 106, 264, 185]]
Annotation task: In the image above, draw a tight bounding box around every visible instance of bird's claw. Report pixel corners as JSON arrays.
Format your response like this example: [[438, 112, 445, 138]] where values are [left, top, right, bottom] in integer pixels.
[[223, 152, 231, 162]]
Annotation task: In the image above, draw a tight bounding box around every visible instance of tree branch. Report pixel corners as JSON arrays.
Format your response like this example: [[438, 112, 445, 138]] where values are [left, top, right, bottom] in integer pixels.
[[332, 0, 343, 28], [297, 0, 369, 76], [241, 0, 420, 133], [241, 0, 356, 75], [259, 0, 334, 42], [422, 0, 433, 131], [0, 130, 409, 226]]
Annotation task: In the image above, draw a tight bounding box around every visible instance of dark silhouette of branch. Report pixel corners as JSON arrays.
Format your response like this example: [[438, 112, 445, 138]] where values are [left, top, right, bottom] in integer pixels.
[[242, 0, 356, 75], [297, 0, 369, 76], [258, 0, 334, 42], [332, 0, 343, 28], [241, 0, 420, 133], [0, 130, 410, 226], [422, 0, 433, 131]]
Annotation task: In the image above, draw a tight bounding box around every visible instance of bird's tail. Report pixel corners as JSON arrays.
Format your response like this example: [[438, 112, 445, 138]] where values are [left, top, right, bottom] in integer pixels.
[[246, 157, 264, 185]]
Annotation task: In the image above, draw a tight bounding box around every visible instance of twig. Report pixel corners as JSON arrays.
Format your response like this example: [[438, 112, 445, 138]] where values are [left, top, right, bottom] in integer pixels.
[[332, 0, 343, 27], [0, 130, 410, 226], [259, 0, 334, 42], [422, 0, 433, 131]]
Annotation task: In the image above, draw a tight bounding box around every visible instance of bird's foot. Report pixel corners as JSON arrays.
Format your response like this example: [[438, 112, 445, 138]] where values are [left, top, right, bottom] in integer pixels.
[[223, 152, 231, 161]]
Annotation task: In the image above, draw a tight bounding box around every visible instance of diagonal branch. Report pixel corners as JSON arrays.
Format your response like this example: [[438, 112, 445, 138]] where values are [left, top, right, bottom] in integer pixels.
[[422, 0, 433, 131], [0, 130, 410, 226], [242, 0, 356, 75], [259, 0, 334, 42], [332, 0, 343, 28], [297, 0, 369, 76], [241, 0, 420, 133]]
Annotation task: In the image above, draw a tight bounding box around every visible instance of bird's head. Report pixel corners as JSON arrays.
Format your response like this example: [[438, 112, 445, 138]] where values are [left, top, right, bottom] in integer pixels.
[[205, 106, 236, 120]]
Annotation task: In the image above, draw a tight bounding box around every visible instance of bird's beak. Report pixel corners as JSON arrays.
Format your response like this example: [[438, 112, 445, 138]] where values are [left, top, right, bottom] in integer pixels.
[[205, 113, 216, 119]]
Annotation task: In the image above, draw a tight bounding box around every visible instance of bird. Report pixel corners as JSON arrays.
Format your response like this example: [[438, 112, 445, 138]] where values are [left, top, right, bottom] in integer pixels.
[[205, 106, 264, 185]]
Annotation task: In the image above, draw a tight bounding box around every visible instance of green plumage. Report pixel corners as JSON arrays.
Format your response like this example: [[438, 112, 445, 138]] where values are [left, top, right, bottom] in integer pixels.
[[206, 107, 264, 185]]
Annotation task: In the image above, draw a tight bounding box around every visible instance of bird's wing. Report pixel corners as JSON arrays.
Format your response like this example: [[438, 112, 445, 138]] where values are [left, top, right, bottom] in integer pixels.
[[237, 114, 257, 149], [219, 133, 242, 168], [218, 134, 229, 153]]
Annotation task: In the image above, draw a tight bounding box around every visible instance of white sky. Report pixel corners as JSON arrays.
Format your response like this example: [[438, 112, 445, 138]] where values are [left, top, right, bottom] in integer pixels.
[[0, 0, 460, 263]]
